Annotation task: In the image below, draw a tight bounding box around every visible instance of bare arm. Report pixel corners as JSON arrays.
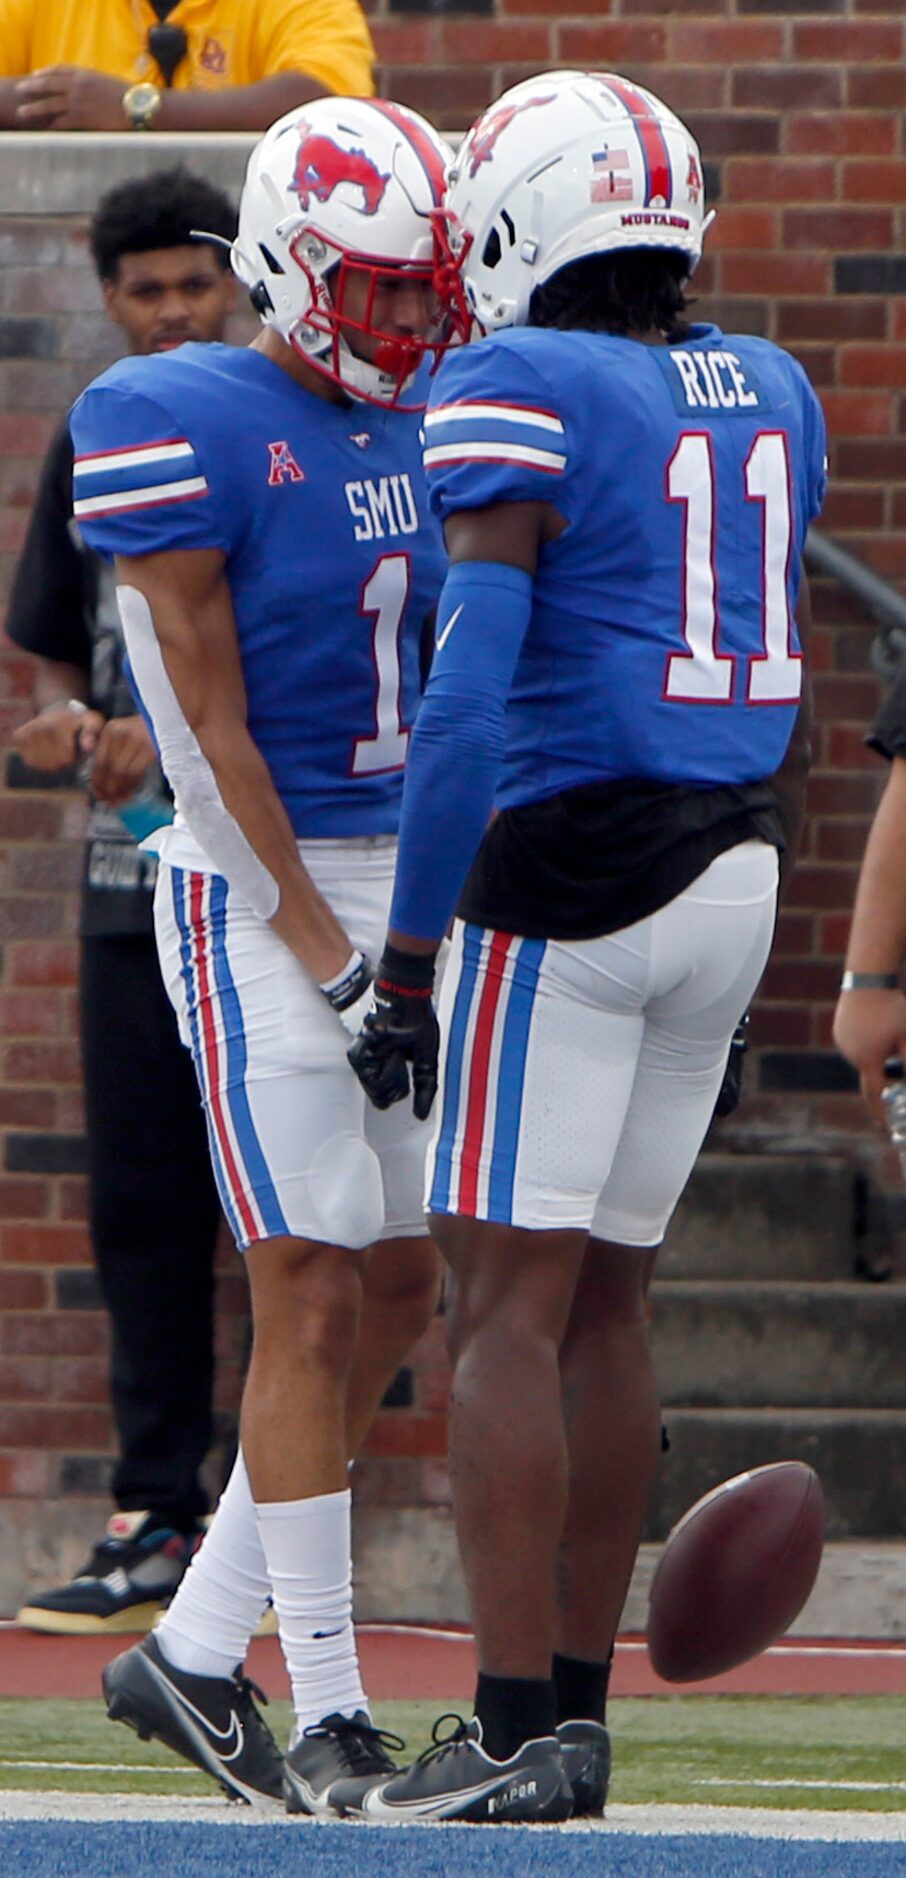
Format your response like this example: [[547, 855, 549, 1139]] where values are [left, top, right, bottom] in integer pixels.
[[832, 754, 906, 1103], [10, 67, 331, 132], [117, 546, 357, 984]]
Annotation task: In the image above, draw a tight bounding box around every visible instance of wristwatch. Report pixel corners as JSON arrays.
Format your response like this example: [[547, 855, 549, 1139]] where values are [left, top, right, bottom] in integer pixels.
[[122, 81, 162, 130]]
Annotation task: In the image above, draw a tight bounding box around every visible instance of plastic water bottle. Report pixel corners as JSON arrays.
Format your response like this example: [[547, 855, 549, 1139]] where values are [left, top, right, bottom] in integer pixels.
[[881, 1072, 906, 1182], [116, 786, 174, 845]]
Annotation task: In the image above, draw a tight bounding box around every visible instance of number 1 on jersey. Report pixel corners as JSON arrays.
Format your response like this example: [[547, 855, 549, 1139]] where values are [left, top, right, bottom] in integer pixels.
[[665, 429, 802, 705], [352, 552, 411, 775]]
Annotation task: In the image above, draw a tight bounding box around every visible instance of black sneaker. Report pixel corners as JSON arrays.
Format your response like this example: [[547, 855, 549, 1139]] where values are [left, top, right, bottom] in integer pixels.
[[283, 1710, 403, 1816], [332, 1714, 573, 1823], [102, 1632, 284, 1805], [16, 1511, 192, 1635], [557, 1719, 611, 1816]]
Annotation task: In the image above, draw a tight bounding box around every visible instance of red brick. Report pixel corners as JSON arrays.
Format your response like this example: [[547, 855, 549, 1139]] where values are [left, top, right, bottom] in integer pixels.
[[751, 1008, 814, 1048], [786, 345, 834, 388], [815, 820, 875, 863], [0, 1089, 55, 1127], [685, 112, 780, 158], [787, 111, 898, 158], [557, 23, 667, 61], [783, 208, 895, 252], [2, 1313, 106, 1356], [7, 941, 79, 989], [441, 22, 551, 62], [1, 1223, 91, 1265], [787, 863, 861, 908], [0, 990, 63, 1037], [849, 68, 906, 109], [844, 536, 906, 579], [710, 207, 780, 251], [51, 1357, 109, 1405], [841, 345, 906, 390], [826, 724, 888, 769], [842, 160, 906, 206], [0, 1405, 111, 1448], [773, 912, 815, 954], [499, 0, 613, 12], [732, 68, 843, 112], [625, 0, 723, 10], [370, 22, 437, 63], [385, 69, 492, 131], [10, 845, 82, 893], [778, 301, 886, 343], [0, 1179, 50, 1222], [56, 1089, 86, 1131], [719, 254, 831, 298], [3, 1043, 82, 1086], [894, 306, 906, 344], [0, 1271, 49, 1315], [0, 413, 57, 456], [835, 439, 906, 481], [0, 800, 64, 842], [0, 1451, 52, 1497], [794, 20, 902, 60], [671, 21, 785, 62], [819, 488, 887, 533], [0, 1355, 51, 1400], [58, 1177, 88, 1223], [819, 912, 855, 957], [820, 391, 896, 439], [724, 158, 836, 205], [362, 1412, 447, 1459], [629, 67, 727, 112]]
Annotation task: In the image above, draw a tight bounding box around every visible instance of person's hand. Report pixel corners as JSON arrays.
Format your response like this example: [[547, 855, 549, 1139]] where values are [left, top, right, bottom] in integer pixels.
[[12, 703, 102, 773], [347, 946, 439, 1120], [833, 986, 906, 1111], [15, 67, 130, 131], [88, 716, 157, 807]]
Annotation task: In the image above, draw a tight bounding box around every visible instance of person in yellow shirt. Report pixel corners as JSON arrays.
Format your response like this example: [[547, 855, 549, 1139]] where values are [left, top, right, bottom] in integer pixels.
[[0, 0, 375, 132]]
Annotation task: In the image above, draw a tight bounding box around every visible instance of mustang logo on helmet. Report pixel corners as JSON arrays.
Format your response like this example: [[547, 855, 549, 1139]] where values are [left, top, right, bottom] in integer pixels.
[[292, 126, 390, 216], [466, 95, 555, 177]]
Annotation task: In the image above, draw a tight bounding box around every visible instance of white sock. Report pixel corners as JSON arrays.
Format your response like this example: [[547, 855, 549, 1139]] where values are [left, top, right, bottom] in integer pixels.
[[156, 1451, 272, 1679], [255, 1486, 367, 1737]]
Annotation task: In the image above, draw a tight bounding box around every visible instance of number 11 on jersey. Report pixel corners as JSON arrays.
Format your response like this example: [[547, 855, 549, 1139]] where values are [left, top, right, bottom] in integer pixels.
[[665, 429, 802, 706]]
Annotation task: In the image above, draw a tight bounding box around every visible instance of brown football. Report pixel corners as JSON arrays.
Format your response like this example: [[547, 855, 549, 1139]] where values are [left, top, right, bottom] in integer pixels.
[[647, 1460, 825, 1682]]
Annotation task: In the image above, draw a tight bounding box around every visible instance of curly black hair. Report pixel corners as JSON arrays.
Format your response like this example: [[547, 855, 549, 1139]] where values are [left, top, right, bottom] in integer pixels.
[[528, 249, 692, 341], [89, 166, 238, 282]]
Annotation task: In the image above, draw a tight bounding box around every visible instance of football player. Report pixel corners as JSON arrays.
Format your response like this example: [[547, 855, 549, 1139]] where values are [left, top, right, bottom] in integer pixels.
[[70, 97, 466, 1811], [347, 70, 826, 1822]]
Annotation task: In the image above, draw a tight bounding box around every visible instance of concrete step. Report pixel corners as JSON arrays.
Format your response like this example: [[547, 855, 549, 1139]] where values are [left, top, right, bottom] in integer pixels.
[[662, 1152, 872, 1280], [649, 1279, 906, 1408], [645, 1407, 906, 1541]]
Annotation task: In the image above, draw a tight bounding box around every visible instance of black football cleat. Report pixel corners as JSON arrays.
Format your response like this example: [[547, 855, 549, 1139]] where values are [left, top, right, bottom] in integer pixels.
[[557, 1719, 611, 1816], [102, 1632, 284, 1805], [332, 1713, 573, 1823], [283, 1710, 403, 1816]]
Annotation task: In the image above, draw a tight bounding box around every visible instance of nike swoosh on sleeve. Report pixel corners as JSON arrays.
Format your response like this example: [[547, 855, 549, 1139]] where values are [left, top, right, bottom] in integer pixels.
[[435, 603, 464, 651]]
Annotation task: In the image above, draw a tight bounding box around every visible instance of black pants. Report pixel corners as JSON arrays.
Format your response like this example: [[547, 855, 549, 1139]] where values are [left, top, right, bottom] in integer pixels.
[[79, 932, 224, 1532]]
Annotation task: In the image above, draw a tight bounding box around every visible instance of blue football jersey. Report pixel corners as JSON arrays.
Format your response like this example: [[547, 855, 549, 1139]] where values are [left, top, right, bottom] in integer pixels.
[[70, 343, 446, 837], [423, 322, 826, 808]]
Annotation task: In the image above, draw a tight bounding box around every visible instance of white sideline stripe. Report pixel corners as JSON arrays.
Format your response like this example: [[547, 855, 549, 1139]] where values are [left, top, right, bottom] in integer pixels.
[[617, 1640, 906, 1661], [0, 1761, 195, 1774], [697, 1778, 906, 1793], [74, 476, 207, 515]]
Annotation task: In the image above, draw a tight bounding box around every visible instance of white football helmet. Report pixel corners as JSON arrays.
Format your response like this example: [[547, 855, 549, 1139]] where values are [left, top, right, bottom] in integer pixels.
[[233, 97, 467, 406], [446, 70, 714, 334]]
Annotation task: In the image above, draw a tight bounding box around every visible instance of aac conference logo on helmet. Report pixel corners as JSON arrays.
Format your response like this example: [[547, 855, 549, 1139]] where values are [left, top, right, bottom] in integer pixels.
[[292, 121, 390, 216]]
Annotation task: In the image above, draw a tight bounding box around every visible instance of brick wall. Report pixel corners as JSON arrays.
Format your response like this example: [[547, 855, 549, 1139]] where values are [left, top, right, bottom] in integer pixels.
[[1, 4, 905, 1590]]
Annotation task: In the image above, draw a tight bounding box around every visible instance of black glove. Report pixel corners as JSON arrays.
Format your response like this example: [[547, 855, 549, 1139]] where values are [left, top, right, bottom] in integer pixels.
[[712, 1010, 750, 1120], [347, 943, 439, 1120]]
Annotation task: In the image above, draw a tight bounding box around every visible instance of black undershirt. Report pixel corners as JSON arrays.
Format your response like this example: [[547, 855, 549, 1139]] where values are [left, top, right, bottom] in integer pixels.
[[457, 775, 784, 941]]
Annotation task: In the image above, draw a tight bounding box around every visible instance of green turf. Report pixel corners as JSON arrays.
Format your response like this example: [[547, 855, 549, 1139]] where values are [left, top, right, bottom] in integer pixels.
[[0, 1696, 904, 1811]]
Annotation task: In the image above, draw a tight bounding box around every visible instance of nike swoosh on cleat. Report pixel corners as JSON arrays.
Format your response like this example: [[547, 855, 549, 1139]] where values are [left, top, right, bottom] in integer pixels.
[[161, 1680, 245, 1764], [359, 1769, 514, 1819], [435, 603, 463, 652]]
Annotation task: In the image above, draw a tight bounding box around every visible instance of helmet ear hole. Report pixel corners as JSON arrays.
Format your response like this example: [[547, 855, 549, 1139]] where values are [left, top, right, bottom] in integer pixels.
[[482, 228, 502, 270], [249, 282, 274, 315]]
